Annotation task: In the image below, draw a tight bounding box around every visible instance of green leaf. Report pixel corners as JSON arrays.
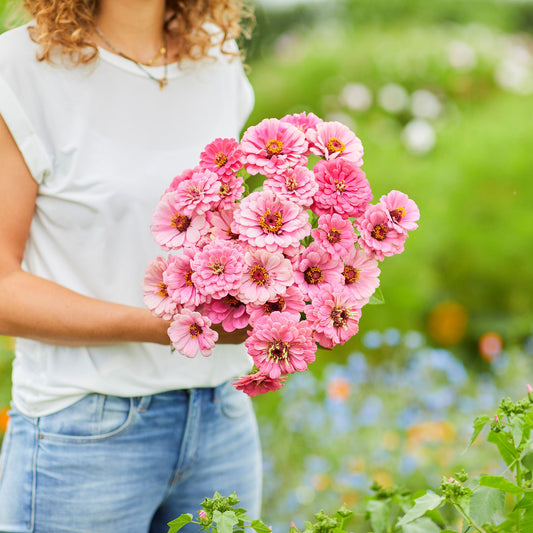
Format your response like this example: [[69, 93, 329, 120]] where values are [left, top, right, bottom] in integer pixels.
[[469, 486, 505, 525], [397, 492, 444, 526], [401, 516, 441, 533], [511, 415, 526, 447], [213, 511, 239, 533], [250, 519, 272, 533], [521, 445, 533, 472], [368, 287, 385, 305], [479, 475, 523, 494], [488, 430, 517, 466], [167, 514, 193, 533], [365, 499, 390, 533], [466, 415, 490, 450]]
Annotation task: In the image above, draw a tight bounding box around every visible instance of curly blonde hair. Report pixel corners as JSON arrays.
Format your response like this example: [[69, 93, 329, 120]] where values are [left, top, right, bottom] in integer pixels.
[[22, 0, 253, 65]]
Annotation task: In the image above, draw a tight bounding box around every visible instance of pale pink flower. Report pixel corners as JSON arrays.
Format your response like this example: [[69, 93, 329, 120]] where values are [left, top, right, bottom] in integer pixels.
[[199, 137, 243, 177], [380, 190, 420, 233], [263, 166, 318, 208], [142, 256, 179, 320], [202, 294, 249, 332], [247, 285, 306, 326], [306, 285, 362, 348], [240, 118, 308, 177], [214, 173, 245, 210], [245, 311, 317, 378], [311, 213, 357, 258], [168, 308, 218, 358], [208, 207, 241, 242], [280, 111, 323, 136], [191, 241, 245, 299], [307, 121, 364, 164], [151, 193, 208, 250], [232, 190, 311, 254], [313, 159, 373, 218], [164, 168, 197, 195], [341, 247, 380, 305], [237, 249, 294, 305], [174, 169, 221, 216], [357, 203, 407, 261], [294, 243, 343, 301], [233, 371, 286, 397], [163, 249, 206, 307]]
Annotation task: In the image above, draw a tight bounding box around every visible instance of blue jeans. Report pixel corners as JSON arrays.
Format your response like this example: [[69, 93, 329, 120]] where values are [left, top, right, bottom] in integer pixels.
[[0, 382, 262, 533]]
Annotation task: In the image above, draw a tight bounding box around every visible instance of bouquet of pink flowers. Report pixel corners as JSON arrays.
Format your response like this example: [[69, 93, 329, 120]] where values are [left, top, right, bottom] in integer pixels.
[[143, 113, 420, 396]]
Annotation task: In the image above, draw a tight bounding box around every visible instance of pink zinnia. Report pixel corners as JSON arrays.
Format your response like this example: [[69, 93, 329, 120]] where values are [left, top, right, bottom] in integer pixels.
[[245, 311, 317, 378], [312, 159, 373, 218], [380, 190, 420, 233], [307, 121, 364, 165], [311, 213, 357, 258], [174, 169, 221, 216], [342, 247, 381, 305], [280, 111, 323, 135], [163, 249, 205, 307], [263, 166, 318, 208], [199, 137, 243, 177], [294, 243, 343, 301], [240, 118, 308, 177], [168, 308, 218, 358], [247, 285, 306, 326], [232, 190, 311, 254], [306, 285, 362, 348], [233, 371, 287, 397], [208, 207, 241, 242], [237, 249, 294, 305], [191, 241, 245, 299], [142, 256, 179, 320], [215, 173, 245, 210], [164, 168, 196, 195], [357, 203, 407, 261], [202, 294, 249, 332], [151, 193, 208, 250]]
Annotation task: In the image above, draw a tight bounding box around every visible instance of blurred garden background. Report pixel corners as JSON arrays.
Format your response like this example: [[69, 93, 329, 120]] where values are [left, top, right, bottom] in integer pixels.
[[1, 0, 533, 530]]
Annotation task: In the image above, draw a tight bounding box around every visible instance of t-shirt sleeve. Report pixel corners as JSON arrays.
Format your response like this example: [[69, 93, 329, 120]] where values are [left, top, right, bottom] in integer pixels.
[[0, 75, 52, 184]]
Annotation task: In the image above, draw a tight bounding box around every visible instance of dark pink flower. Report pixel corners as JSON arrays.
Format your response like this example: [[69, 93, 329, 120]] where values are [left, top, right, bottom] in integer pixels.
[[307, 121, 364, 164], [312, 159, 373, 218], [142, 256, 180, 320], [199, 137, 243, 177], [263, 166, 318, 208], [311, 213, 357, 258], [379, 190, 420, 233], [168, 308, 218, 358], [202, 294, 250, 332], [163, 249, 206, 307], [214, 173, 245, 210], [233, 371, 287, 397], [174, 169, 221, 216], [247, 285, 306, 326], [245, 311, 317, 378]]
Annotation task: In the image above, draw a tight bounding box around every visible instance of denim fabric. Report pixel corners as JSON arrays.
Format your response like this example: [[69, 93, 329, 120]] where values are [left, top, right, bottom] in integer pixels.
[[0, 382, 262, 533]]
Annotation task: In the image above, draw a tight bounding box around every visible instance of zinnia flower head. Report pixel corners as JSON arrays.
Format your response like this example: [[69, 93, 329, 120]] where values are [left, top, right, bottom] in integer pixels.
[[341, 247, 381, 305], [233, 371, 287, 397], [237, 248, 294, 305], [202, 294, 249, 332], [356, 203, 407, 261], [163, 248, 206, 307], [312, 159, 372, 218], [306, 285, 362, 348], [191, 240, 245, 299], [142, 256, 180, 320], [208, 207, 241, 242], [379, 190, 420, 233], [174, 169, 221, 216], [245, 311, 317, 378], [294, 243, 343, 301], [307, 121, 364, 165], [164, 168, 196, 195], [199, 137, 243, 177], [214, 173, 245, 210], [151, 192, 208, 250], [247, 285, 306, 326], [311, 213, 357, 258], [280, 111, 323, 136], [168, 308, 218, 358], [232, 190, 311, 254], [263, 166, 318, 208], [240, 118, 308, 177]]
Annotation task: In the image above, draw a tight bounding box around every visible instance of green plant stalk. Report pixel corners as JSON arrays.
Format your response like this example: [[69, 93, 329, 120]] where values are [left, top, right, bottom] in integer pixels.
[[454, 503, 488, 533]]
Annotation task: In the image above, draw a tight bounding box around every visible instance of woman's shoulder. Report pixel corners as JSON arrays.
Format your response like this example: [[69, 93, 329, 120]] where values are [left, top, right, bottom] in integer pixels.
[[0, 23, 38, 70]]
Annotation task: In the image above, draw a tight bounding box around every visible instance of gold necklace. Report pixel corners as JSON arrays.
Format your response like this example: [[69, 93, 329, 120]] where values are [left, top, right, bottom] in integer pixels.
[[95, 26, 169, 90]]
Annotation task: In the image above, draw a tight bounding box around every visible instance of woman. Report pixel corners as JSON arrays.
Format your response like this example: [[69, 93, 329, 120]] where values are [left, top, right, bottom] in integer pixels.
[[0, 1, 261, 531]]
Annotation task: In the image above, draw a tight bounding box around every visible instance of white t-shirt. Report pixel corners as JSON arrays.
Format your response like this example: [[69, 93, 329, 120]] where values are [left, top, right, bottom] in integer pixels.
[[0, 24, 255, 417]]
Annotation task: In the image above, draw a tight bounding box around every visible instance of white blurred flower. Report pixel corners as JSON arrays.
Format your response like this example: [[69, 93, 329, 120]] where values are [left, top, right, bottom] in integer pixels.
[[378, 83, 409, 113], [411, 90, 442, 120], [447, 40, 477, 71], [324, 111, 356, 131], [494, 41, 533, 95], [402, 119, 436, 155], [340, 83, 373, 112]]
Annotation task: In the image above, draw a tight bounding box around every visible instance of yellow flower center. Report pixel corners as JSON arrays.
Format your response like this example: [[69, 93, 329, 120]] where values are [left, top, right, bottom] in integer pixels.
[[184, 270, 193, 287], [250, 265, 269, 286], [189, 324, 202, 338], [157, 282, 169, 298], [334, 179, 347, 193], [266, 139, 283, 157], [330, 306, 349, 328], [263, 298, 285, 314], [171, 213, 191, 232], [390, 206, 406, 223], [215, 151, 228, 167], [210, 262, 225, 275], [222, 295, 241, 307], [326, 137, 345, 155], [267, 340, 289, 361], [371, 224, 388, 241], [342, 266, 360, 284], [327, 229, 342, 244], [285, 174, 298, 191], [259, 209, 283, 234], [304, 266, 324, 285], [219, 184, 231, 197]]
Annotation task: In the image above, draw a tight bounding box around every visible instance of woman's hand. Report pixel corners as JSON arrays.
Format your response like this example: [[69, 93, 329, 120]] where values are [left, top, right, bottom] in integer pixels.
[[212, 323, 250, 345]]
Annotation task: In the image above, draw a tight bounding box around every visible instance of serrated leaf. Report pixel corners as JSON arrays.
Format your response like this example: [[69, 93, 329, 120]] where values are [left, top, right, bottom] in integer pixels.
[[401, 516, 441, 533], [488, 430, 517, 466], [368, 287, 385, 305], [365, 499, 390, 533], [466, 415, 490, 450], [251, 519, 272, 533], [213, 511, 239, 533], [397, 492, 444, 526], [479, 475, 523, 494], [469, 486, 505, 525], [167, 514, 193, 533]]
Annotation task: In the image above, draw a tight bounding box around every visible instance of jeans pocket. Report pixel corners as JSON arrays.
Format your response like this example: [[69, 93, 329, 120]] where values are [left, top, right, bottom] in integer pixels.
[[38, 394, 136, 443], [219, 382, 252, 419]]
